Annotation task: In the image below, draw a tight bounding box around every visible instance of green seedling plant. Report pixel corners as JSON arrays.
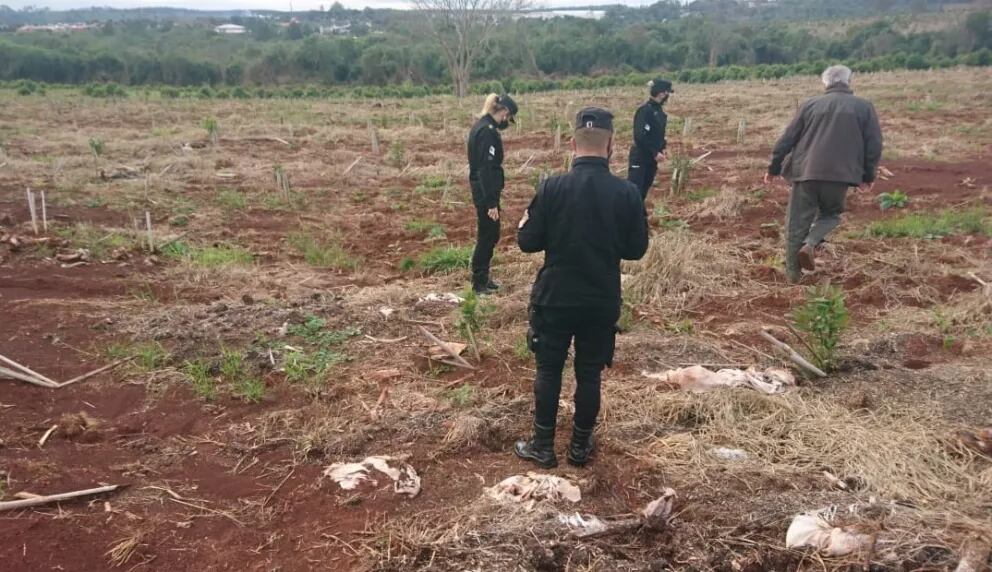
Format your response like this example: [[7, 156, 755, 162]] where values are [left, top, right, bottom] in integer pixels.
[[513, 333, 533, 361], [202, 117, 219, 146], [669, 151, 694, 195], [878, 190, 909, 210], [284, 316, 358, 396], [446, 383, 476, 409], [88, 137, 105, 176], [457, 288, 492, 358], [387, 141, 406, 168], [791, 284, 850, 372]]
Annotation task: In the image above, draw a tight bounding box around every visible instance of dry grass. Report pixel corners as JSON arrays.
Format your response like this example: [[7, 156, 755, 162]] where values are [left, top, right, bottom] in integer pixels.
[[690, 186, 753, 220], [105, 534, 144, 568], [603, 388, 990, 511], [624, 229, 747, 316]]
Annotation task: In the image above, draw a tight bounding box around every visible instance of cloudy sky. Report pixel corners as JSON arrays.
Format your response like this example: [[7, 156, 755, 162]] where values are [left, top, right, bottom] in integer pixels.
[[6, 0, 650, 11]]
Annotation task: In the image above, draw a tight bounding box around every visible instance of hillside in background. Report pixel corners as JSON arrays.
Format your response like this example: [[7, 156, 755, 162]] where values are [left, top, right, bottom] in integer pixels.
[[0, 0, 990, 92]]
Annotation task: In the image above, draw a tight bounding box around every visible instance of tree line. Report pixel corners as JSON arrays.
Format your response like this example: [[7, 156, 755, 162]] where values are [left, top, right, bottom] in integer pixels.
[[0, 7, 989, 90]]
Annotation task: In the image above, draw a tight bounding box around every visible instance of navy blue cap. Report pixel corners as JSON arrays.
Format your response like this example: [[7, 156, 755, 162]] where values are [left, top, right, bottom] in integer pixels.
[[497, 93, 518, 117], [574, 107, 614, 132], [649, 78, 674, 96]]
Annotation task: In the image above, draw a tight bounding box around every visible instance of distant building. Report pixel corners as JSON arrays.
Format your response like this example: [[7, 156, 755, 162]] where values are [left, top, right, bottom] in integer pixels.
[[319, 23, 351, 36], [516, 9, 606, 21], [214, 24, 247, 35]]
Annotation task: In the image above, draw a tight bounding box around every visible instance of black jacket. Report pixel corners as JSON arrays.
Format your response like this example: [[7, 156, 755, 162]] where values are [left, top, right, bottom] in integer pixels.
[[769, 84, 884, 186], [467, 115, 505, 209], [518, 156, 649, 309], [630, 99, 667, 162]]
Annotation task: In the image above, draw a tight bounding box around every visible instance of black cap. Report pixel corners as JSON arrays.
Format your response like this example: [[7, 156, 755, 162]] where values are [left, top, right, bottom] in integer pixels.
[[574, 107, 614, 132], [497, 93, 518, 117], [649, 78, 674, 96]]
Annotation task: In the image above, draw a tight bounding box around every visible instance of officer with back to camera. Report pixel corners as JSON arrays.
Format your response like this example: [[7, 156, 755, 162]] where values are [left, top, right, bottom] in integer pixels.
[[627, 78, 673, 200], [514, 107, 649, 468]]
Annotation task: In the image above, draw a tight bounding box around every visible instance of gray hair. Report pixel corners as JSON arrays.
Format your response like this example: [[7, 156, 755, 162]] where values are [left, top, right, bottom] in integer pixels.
[[821, 65, 853, 87]]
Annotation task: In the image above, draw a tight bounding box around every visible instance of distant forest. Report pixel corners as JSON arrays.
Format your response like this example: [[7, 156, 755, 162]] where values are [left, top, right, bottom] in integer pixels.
[[0, 0, 990, 95]]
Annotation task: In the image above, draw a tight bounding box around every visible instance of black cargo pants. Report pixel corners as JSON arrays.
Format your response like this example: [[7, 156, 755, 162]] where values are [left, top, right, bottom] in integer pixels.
[[528, 305, 619, 431], [471, 194, 501, 288], [627, 156, 658, 201]]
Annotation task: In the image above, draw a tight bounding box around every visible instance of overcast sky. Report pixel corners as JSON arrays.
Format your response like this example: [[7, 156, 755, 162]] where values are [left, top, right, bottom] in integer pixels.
[[5, 0, 650, 12]]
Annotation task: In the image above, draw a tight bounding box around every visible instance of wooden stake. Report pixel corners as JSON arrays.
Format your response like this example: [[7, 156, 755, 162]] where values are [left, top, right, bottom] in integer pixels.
[[26, 188, 38, 235], [0, 366, 58, 388], [683, 117, 693, 137], [40, 190, 48, 232], [368, 120, 380, 154], [553, 124, 562, 155], [417, 326, 474, 370], [759, 330, 827, 378], [343, 156, 363, 175], [145, 211, 153, 252], [517, 154, 535, 175], [0, 353, 58, 386], [57, 358, 132, 388], [0, 485, 122, 512], [38, 425, 58, 448], [737, 119, 747, 145]]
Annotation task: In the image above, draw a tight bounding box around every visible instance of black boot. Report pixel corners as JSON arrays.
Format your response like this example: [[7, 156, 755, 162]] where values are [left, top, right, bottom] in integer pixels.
[[485, 278, 501, 291], [567, 425, 595, 467], [472, 271, 497, 296], [514, 423, 558, 468]]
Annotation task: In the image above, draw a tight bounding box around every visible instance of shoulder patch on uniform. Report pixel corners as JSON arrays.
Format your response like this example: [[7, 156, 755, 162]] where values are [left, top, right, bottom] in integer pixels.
[[489, 145, 496, 156], [645, 124, 651, 131], [488, 124, 494, 129]]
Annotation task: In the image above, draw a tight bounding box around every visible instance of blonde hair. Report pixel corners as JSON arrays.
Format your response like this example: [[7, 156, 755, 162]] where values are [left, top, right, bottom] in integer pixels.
[[479, 93, 507, 118]]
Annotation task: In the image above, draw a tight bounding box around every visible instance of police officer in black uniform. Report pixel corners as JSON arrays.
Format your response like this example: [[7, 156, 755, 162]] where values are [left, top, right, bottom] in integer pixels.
[[467, 93, 518, 295], [627, 78, 674, 200], [514, 107, 649, 468]]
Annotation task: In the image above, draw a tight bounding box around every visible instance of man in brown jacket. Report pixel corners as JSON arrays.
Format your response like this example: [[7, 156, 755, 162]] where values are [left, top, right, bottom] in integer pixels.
[[764, 64, 884, 283]]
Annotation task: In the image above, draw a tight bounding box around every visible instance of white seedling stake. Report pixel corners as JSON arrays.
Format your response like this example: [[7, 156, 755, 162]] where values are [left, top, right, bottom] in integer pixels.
[[145, 211, 153, 252], [26, 188, 38, 234], [40, 190, 48, 232]]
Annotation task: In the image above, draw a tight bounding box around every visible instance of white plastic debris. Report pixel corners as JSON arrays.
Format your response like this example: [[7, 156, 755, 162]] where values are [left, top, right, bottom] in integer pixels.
[[487, 472, 581, 509], [786, 508, 872, 557], [324, 456, 421, 498], [642, 365, 795, 394], [558, 512, 608, 535], [710, 447, 749, 461], [378, 307, 395, 319], [642, 488, 677, 523], [418, 292, 465, 304]]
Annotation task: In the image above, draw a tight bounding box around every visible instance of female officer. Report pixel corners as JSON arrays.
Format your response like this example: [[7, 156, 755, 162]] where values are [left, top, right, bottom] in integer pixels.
[[467, 93, 518, 295]]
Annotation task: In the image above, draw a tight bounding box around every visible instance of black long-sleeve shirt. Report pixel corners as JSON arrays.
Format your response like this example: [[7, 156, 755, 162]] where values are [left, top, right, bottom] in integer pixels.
[[518, 156, 649, 310], [630, 99, 667, 162], [467, 115, 505, 209]]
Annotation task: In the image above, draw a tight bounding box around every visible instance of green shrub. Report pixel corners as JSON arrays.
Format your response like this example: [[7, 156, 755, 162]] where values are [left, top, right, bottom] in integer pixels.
[[867, 208, 991, 239], [233, 376, 265, 403], [877, 190, 909, 210], [183, 359, 216, 400], [418, 245, 472, 274], [216, 189, 246, 211], [288, 232, 357, 269], [456, 287, 492, 343], [163, 244, 253, 267], [792, 284, 849, 372], [445, 384, 476, 408]]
